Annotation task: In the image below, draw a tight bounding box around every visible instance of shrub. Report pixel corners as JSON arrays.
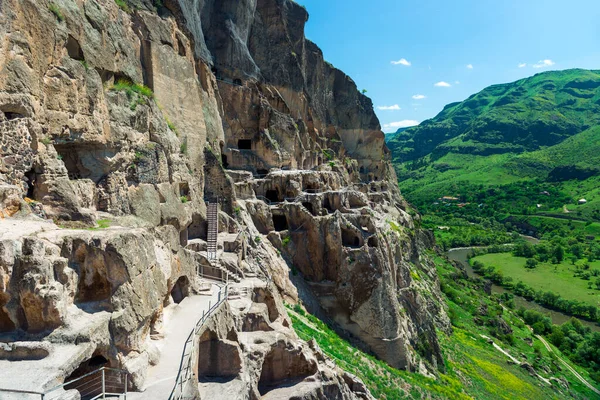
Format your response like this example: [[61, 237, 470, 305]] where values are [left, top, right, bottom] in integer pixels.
[[48, 3, 64, 22], [180, 196, 189, 204], [282, 236, 291, 247], [110, 79, 154, 100], [114, 0, 131, 13]]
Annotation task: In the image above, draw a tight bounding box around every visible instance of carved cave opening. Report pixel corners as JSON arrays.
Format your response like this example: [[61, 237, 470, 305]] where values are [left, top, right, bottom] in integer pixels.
[[179, 228, 188, 247], [258, 345, 316, 395], [0, 301, 15, 332], [66, 35, 84, 61], [221, 154, 229, 168], [64, 351, 111, 398], [368, 236, 378, 248], [237, 139, 252, 150], [74, 251, 112, 311], [323, 197, 333, 213], [171, 276, 191, 304], [257, 169, 269, 176], [179, 182, 190, 198], [54, 144, 117, 183], [197, 329, 242, 382], [302, 202, 315, 216], [265, 190, 281, 203], [272, 214, 289, 232], [25, 169, 37, 199], [341, 227, 361, 248]]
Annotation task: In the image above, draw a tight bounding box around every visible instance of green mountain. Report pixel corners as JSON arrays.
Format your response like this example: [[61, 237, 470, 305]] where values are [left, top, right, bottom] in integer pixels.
[[387, 69, 600, 210]]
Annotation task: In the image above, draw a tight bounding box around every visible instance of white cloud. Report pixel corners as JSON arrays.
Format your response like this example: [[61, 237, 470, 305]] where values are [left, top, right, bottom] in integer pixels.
[[532, 59, 555, 69], [391, 58, 411, 66], [377, 104, 401, 111], [412, 94, 426, 100], [434, 81, 451, 87], [518, 63, 527, 68], [383, 120, 420, 131], [466, 64, 474, 69], [455, 81, 461, 85]]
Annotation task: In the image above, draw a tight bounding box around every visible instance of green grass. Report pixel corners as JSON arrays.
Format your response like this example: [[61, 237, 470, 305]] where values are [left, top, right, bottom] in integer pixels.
[[114, 0, 131, 13], [110, 79, 154, 100], [287, 305, 470, 399], [48, 3, 64, 22], [285, 253, 596, 399], [472, 252, 600, 307], [96, 219, 111, 229]]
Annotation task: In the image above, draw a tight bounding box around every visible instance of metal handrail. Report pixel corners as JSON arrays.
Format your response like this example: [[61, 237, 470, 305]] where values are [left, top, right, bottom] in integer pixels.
[[169, 285, 229, 400], [0, 367, 130, 399]]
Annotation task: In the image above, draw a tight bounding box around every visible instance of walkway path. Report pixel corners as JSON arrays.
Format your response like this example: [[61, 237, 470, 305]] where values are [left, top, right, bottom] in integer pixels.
[[535, 334, 600, 396], [129, 284, 221, 400]]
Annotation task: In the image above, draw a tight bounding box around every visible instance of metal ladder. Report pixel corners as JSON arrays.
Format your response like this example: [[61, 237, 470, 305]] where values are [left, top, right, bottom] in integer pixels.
[[207, 202, 218, 260]]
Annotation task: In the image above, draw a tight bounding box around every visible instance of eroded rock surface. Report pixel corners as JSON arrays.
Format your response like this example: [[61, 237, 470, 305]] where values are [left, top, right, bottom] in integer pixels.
[[0, 0, 448, 398]]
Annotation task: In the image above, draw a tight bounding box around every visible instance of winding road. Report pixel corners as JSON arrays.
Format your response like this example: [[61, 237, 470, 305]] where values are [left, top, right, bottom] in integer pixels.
[[535, 335, 600, 396]]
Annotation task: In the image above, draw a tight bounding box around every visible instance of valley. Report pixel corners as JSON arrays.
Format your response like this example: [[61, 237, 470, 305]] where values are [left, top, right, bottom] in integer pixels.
[[387, 68, 600, 394]]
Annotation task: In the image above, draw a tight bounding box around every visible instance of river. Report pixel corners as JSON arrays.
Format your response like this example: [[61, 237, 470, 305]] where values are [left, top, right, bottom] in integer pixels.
[[447, 245, 600, 332]]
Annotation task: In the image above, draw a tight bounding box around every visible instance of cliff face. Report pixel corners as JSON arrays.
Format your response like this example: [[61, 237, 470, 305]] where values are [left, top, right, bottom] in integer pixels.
[[0, 0, 448, 397]]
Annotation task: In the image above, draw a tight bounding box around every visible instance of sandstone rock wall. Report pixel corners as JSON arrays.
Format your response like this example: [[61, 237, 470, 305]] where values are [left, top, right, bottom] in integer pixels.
[[0, 0, 449, 397]]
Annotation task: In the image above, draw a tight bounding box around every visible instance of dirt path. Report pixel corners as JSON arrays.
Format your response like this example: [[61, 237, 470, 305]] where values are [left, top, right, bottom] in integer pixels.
[[535, 335, 600, 396]]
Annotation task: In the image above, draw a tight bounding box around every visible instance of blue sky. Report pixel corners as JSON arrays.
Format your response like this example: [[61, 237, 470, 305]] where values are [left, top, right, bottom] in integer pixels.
[[296, 0, 600, 132]]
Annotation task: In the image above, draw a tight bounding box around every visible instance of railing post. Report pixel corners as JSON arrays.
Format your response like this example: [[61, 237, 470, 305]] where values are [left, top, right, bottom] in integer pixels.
[[124, 372, 128, 399], [102, 368, 106, 399]]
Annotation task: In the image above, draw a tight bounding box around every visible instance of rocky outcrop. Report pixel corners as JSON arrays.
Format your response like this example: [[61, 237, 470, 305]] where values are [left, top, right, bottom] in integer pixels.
[[0, 0, 449, 398]]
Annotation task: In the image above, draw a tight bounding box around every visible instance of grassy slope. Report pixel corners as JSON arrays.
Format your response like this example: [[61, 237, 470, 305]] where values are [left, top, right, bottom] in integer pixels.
[[387, 69, 600, 212], [388, 69, 600, 163], [472, 252, 600, 307], [287, 254, 597, 399]]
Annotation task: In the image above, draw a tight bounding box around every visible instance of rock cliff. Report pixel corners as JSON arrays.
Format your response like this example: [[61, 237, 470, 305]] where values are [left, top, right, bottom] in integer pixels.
[[0, 0, 449, 398]]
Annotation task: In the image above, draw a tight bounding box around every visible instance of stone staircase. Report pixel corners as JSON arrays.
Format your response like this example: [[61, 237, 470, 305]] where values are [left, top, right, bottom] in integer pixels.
[[207, 202, 218, 260]]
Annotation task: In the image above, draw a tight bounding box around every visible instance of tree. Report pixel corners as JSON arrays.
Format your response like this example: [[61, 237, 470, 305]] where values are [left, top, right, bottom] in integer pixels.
[[525, 258, 539, 269], [553, 245, 565, 263]]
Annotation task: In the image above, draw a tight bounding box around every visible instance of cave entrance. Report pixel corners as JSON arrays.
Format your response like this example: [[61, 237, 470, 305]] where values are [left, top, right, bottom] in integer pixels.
[[54, 144, 116, 183], [258, 345, 316, 395], [75, 255, 111, 311], [179, 182, 190, 203], [171, 276, 191, 304], [256, 169, 269, 176], [221, 154, 229, 168], [237, 139, 252, 150], [25, 169, 36, 199], [233, 78, 243, 86], [179, 228, 188, 247], [66, 35, 84, 61], [368, 236, 378, 248], [197, 329, 242, 382], [64, 352, 110, 398], [359, 166, 365, 174], [0, 301, 15, 332], [342, 228, 361, 248], [265, 190, 280, 203], [302, 202, 315, 216], [272, 214, 289, 232], [323, 197, 333, 213]]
